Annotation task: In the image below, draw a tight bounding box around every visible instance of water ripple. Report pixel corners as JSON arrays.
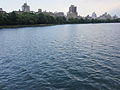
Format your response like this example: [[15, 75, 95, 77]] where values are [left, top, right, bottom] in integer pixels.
[[0, 24, 120, 90]]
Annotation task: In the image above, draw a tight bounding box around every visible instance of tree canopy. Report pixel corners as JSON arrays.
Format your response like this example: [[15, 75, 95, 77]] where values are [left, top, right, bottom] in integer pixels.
[[0, 11, 120, 25]]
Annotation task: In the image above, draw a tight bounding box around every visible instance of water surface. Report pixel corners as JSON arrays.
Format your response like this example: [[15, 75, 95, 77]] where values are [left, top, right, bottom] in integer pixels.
[[0, 24, 120, 90]]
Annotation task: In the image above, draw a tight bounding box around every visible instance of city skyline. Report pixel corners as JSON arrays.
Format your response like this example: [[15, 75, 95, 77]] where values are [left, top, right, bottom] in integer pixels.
[[0, 0, 120, 16]]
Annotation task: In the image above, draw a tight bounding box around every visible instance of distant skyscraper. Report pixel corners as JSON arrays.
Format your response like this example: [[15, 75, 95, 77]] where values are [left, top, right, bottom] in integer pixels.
[[67, 5, 78, 19], [38, 9, 42, 13], [22, 3, 30, 12], [0, 8, 6, 13], [0, 8, 3, 11], [69, 5, 77, 13], [113, 15, 118, 19], [92, 12, 97, 19]]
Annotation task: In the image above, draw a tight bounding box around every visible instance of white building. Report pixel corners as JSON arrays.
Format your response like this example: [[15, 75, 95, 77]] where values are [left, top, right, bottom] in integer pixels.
[[22, 3, 30, 12], [42, 11, 55, 17], [42, 10, 65, 17], [14, 9, 24, 14], [67, 5, 78, 19], [98, 12, 112, 20], [91, 12, 97, 19], [54, 12, 65, 17], [112, 15, 118, 19], [85, 15, 92, 19]]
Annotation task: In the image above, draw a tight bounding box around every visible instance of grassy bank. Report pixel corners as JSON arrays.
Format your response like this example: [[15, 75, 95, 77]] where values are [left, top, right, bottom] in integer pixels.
[[0, 24, 55, 29], [0, 23, 120, 29]]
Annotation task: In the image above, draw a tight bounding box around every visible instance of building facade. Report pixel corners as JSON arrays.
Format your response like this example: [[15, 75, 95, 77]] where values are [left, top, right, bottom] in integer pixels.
[[22, 3, 30, 12], [54, 12, 65, 17], [98, 12, 112, 20], [0, 8, 3, 11], [69, 5, 77, 13], [112, 15, 118, 19], [0, 8, 6, 13], [67, 5, 78, 19], [38, 9, 42, 13], [92, 12, 97, 19]]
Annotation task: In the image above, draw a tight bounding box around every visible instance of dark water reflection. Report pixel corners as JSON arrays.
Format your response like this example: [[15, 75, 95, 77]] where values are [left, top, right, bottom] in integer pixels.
[[0, 24, 120, 90]]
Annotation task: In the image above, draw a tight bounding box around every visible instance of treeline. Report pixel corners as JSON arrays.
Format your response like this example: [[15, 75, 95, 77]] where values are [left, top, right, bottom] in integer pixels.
[[0, 11, 120, 25], [67, 18, 120, 24], [0, 11, 66, 25]]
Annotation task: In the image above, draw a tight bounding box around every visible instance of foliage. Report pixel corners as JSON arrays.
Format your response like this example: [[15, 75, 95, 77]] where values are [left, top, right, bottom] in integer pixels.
[[0, 12, 120, 25], [0, 12, 66, 25]]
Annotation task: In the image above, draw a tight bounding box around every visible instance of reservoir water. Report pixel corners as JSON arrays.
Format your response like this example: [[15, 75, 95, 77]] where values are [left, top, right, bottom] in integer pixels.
[[0, 24, 120, 90]]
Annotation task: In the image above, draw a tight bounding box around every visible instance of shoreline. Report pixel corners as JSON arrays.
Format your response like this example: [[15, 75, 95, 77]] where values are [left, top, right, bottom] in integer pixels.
[[0, 24, 55, 29], [0, 23, 120, 29]]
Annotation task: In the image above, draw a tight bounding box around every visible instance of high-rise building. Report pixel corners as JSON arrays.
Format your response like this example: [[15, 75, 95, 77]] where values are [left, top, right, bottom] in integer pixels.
[[67, 5, 78, 19], [69, 5, 77, 13], [92, 12, 97, 19], [38, 9, 42, 13], [113, 15, 118, 19], [22, 3, 30, 12], [0, 8, 3, 11], [0, 8, 6, 13]]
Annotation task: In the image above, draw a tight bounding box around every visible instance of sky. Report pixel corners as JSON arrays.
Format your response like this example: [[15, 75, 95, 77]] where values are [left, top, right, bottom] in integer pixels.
[[0, 0, 120, 16]]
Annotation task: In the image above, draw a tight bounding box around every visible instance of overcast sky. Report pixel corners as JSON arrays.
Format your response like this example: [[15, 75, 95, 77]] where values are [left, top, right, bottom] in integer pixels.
[[0, 0, 120, 16]]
